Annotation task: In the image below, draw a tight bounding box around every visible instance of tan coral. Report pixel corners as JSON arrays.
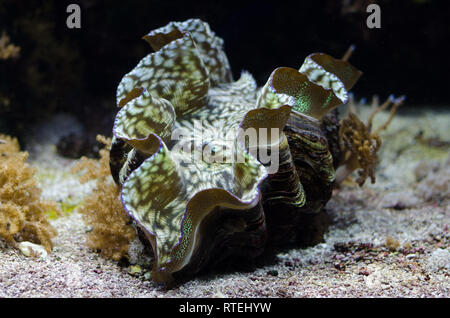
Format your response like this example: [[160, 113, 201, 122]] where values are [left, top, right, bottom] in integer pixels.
[[0, 134, 58, 252], [71, 135, 137, 261], [337, 112, 381, 186], [336, 95, 405, 186], [0, 31, 20, 60]]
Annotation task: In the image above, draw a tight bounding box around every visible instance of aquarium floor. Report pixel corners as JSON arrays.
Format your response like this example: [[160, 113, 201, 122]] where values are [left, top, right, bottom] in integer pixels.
[[1, 106, 448, 297]]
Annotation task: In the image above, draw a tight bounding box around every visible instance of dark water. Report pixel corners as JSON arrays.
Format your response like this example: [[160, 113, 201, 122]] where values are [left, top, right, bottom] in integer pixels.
[[0, 0, 448, 143]]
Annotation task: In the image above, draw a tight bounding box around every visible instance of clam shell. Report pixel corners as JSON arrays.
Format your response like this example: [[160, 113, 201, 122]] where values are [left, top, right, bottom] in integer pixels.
[[109, 19, 362, 282]]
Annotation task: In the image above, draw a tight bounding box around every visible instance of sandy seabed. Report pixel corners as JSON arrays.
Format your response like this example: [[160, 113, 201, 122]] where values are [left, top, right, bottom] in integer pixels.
[[0, 105, 449, 297]]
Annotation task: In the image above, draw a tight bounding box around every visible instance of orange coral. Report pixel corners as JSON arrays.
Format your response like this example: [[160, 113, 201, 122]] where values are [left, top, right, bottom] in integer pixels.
[[71, 135, 136, 261], [336, 95, 405, 186], [0, 134, 58, 252]]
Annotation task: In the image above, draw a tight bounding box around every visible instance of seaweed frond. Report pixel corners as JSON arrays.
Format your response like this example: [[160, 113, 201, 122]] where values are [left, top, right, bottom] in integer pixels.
[[71, 135, 136, 261], [0, 134, 58, 252], [336, 95, 405, 186]]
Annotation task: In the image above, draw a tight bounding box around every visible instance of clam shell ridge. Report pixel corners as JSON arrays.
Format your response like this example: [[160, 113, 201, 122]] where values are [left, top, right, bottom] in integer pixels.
[[110, 18, 362, 282]]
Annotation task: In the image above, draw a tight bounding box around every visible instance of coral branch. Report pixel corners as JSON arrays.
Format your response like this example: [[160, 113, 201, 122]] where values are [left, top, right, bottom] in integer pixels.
[[373, 95, 405, 134], [342, 44, 355, 62]]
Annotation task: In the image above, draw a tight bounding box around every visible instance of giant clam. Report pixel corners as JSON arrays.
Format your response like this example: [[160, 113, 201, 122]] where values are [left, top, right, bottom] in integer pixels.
[[109, 19, 363, 283]]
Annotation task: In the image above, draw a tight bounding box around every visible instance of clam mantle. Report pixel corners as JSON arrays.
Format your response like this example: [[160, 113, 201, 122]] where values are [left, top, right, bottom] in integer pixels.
[[109, 19, 362, 283]]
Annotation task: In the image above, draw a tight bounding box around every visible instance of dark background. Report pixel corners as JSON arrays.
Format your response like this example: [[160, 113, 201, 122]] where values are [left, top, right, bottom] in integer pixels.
[[0, 0, 448, 145]]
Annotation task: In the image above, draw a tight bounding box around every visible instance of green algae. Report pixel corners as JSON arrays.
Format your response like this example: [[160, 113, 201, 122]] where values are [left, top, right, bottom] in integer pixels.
[[47, 200, 79, 220]]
